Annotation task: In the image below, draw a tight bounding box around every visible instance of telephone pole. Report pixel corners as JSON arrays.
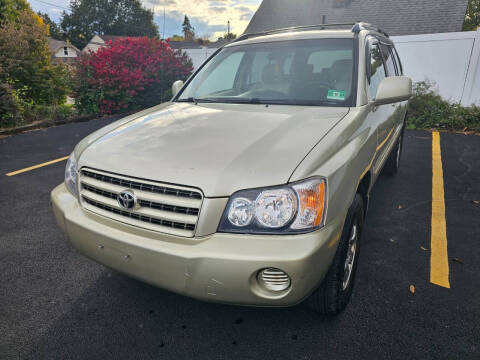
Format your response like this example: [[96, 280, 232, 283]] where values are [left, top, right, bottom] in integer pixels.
[[227, 20, 230, 35], [163, 8, 166, 40]]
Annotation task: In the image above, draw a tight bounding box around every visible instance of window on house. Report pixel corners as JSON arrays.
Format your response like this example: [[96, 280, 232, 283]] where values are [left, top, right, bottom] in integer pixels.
[[64, 47, 68, 56]]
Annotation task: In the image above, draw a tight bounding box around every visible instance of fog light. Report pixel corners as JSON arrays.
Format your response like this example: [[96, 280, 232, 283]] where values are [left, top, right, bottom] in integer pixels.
[[257, 268, 291, 292]]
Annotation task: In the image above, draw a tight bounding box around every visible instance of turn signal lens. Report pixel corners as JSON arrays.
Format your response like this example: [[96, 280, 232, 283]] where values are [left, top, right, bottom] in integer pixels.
[[290, 178, 326, 230]]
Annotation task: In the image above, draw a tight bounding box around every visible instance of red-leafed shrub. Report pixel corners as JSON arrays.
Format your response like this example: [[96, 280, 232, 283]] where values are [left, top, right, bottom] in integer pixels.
[[74, 37, 193, 115]]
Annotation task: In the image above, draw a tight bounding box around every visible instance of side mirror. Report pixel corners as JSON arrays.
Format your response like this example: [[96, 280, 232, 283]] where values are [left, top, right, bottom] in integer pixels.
[[172, 80, 184, 97], [374, 76, 412, 106]]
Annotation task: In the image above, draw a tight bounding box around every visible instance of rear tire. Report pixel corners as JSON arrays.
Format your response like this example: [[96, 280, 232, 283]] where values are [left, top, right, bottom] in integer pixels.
[[306, 194, 364, 315]]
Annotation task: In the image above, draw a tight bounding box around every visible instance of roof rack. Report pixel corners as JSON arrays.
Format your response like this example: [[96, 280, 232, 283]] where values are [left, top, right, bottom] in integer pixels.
[[234, 22, 389, 43], [352, 22, 389, 37]]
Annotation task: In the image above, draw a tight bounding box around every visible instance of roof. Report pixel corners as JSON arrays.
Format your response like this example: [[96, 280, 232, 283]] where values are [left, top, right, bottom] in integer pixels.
[[98, 35, 133, 43], [245, 0, 469, 36], [169, 41, 203, 49], [83, 35, 142, 51], [47, 37, 80, 53]]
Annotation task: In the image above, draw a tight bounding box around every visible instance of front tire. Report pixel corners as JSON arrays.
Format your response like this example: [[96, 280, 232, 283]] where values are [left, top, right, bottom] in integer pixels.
[[306, 194, 364, 315]]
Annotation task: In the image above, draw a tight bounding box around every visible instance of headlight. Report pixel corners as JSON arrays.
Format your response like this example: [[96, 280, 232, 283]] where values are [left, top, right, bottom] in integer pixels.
[[65, 152, 78, 196], [218, 177, 327, 234]]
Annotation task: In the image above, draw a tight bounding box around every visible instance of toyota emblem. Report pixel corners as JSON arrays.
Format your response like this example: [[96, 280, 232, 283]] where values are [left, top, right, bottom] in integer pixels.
[[117, 191, 137, 210]]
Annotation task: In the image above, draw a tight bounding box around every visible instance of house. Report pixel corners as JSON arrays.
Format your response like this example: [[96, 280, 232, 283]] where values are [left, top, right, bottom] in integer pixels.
[[245, 0, 469, 36], [82, 35, 139, 53], [47, 37, 80, 64]]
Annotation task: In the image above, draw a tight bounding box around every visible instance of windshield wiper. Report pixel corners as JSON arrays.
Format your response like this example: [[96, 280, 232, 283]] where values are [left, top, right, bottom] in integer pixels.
[[204, 97, 264, 104], [177, 97, 217, 104]]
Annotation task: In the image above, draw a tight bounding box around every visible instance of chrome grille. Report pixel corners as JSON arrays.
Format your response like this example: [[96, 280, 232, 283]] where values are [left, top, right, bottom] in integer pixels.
[[82, 170, 201, 199], [79, 168, 203, 237]]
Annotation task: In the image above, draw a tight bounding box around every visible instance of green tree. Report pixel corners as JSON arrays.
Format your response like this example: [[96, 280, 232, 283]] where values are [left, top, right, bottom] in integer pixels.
[[0, 8, 70, 108], [38, 12, 64, 40], [218, 32, 237, 41], [0, 0, 29, 23], [182, 15, 195, 40], [464, 0, 480, 31], [61, 0, 159, 49]]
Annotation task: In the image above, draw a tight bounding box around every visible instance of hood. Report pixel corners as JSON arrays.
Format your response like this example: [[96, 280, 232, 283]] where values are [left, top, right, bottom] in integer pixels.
[[78, 102, 349, 197]]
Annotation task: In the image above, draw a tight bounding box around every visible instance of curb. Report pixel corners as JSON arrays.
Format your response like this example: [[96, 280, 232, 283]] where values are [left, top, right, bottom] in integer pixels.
[[0, 112, 133, 136]]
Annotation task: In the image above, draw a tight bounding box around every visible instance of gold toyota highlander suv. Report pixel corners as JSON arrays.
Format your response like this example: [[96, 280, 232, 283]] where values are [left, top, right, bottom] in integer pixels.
[[51, 23, 412, 314]]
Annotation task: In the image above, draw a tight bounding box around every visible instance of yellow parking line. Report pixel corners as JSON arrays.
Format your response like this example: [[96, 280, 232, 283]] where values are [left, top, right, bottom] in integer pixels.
[[430, 131, 450, 288], [6, 156, 69, 176]]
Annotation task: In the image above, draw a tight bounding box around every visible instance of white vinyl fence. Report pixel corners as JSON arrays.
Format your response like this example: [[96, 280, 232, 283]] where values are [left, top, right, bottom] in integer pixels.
[[392, 29, 480, 106], [184, 47, 218, 72]]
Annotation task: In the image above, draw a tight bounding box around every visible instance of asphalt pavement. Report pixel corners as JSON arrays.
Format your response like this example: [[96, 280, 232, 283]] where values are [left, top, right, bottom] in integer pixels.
[[0, 118, 479, 360]]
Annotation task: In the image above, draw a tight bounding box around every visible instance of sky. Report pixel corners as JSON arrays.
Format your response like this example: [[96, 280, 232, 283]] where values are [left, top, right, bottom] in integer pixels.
[[29, 0, 261, 40]]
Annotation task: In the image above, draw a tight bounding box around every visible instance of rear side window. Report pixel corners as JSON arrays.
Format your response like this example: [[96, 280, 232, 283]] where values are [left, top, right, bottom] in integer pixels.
[[367, 40, 386, 100]]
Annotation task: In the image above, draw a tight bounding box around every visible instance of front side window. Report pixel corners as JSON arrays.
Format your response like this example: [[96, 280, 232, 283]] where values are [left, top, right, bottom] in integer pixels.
[[178, 39, 355, 106], [367, 40, 386, 100], [380, 43, 396, 76], [392, 47, 403, 75]]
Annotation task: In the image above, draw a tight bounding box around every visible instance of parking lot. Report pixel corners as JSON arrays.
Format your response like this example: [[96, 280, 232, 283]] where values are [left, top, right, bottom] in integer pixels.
[[1, 118, 479, 360]]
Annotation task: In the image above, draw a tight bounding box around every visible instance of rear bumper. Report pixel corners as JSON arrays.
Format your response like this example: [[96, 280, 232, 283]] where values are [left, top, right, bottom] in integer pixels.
[[51, 183, 344, 306]]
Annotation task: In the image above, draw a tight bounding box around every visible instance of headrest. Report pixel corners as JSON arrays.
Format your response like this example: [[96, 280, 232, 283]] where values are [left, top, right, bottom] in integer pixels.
[[331, 59, 353, 73], [293, 64, 314, 80], [262, 63, 281, 84]]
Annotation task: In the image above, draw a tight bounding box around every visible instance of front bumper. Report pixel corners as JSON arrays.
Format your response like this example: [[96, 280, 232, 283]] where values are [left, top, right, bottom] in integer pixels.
[[51, 183, 344, 306]]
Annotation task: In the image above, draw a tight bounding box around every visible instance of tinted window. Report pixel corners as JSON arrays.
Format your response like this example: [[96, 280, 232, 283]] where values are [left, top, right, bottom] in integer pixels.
[[367, 40, 386, 100]]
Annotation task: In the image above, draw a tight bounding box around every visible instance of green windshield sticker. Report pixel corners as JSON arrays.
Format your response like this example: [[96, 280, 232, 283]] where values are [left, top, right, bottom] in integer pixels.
[[327, 90, 346, 101]]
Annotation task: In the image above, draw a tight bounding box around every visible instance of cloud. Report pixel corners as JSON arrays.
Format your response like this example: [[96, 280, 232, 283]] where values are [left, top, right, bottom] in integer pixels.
[[29, 0, 260, 40], [209, 6, 227, 13], [144, 0, 260, 39]]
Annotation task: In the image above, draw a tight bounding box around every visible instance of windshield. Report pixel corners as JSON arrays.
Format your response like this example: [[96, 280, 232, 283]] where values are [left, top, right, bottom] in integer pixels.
[[177, 38, 355, 106]]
